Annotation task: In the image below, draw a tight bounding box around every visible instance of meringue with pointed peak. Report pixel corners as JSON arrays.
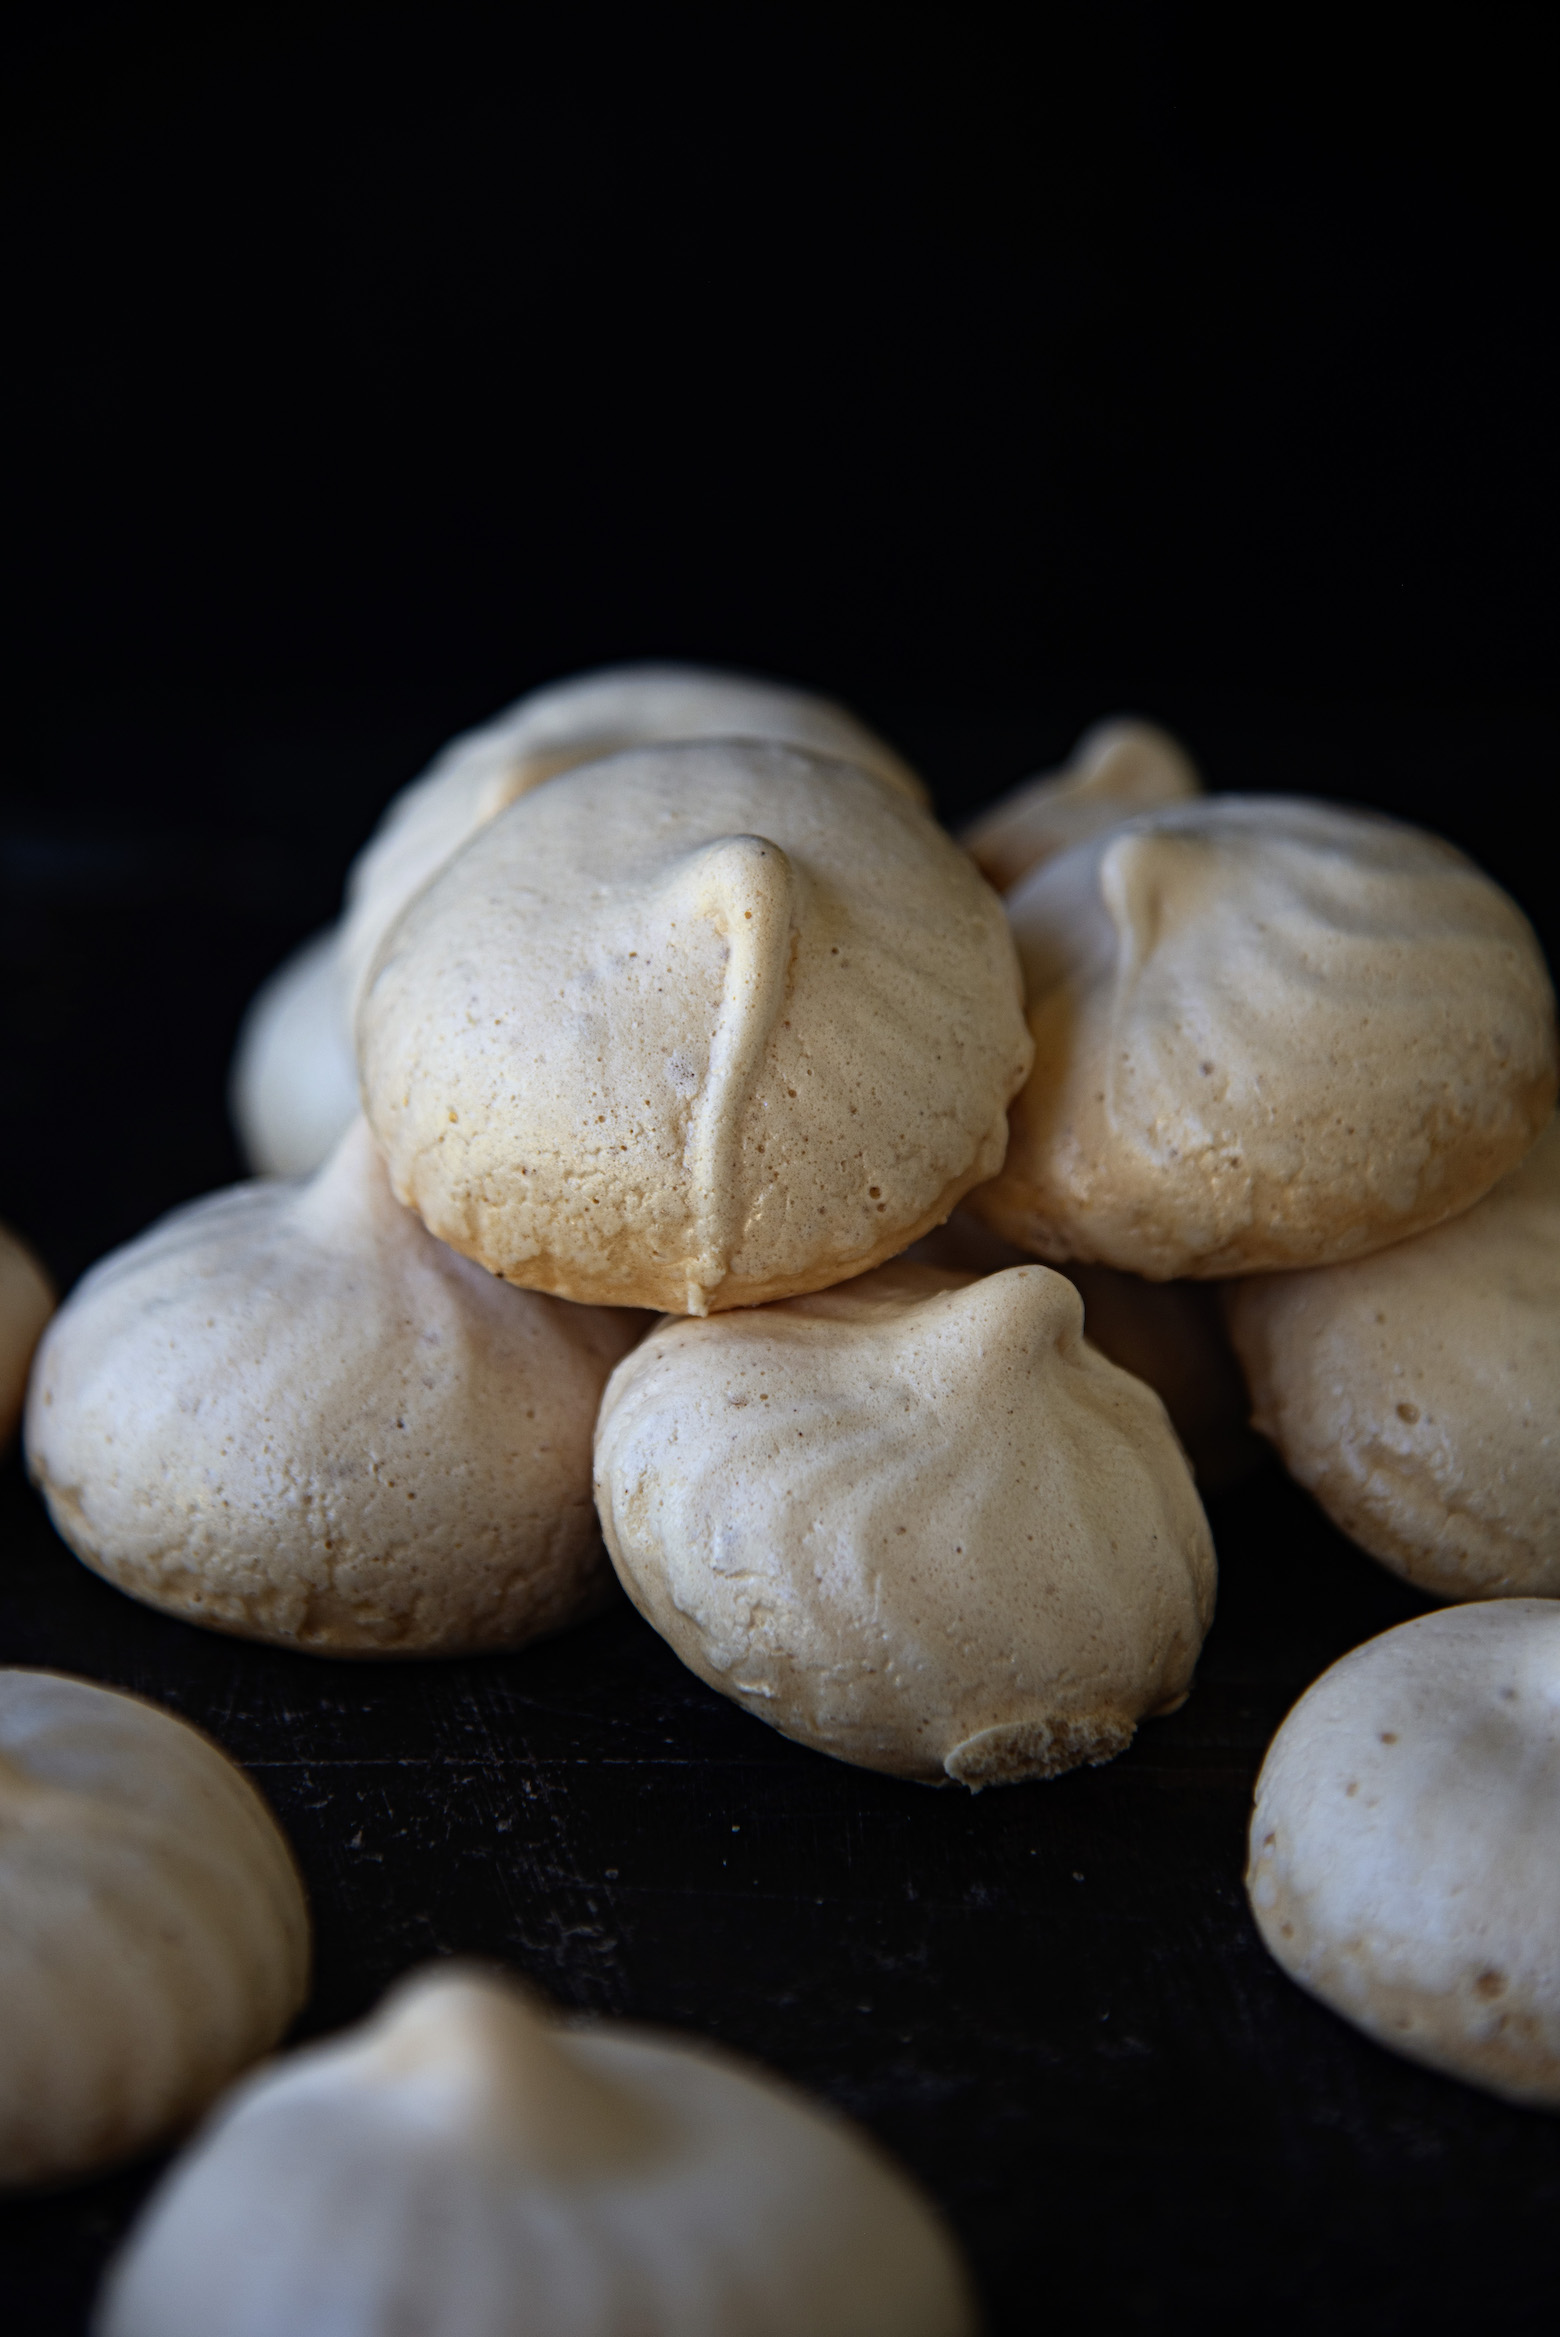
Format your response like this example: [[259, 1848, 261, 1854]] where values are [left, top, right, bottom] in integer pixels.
[[231, 663, 927, 1180], [26, 1120, 643, 1655], [0, 1669, 309, 2188], [359, 742, 1032, 1316], [962, 716, 1202, 894], [594, 1260, 1215, 1783], [972, 795, 1556, 1280], [98, 1963, 977, 2337], [1226, 1112, 1560, 1599], [1247, 1602, 1560, 2108], [909, 1212, 1257, 1488], [339, 661, 928, 1016], [1, 1221, 53, 1449]]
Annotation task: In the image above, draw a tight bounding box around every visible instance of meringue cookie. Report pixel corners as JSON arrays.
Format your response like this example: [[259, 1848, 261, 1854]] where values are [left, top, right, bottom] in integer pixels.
[[1247, 1602, 1560, 2107], [232, 665, 926, 1180], [229, 929, 360, 1178], [360, 743, 1032, 1315], [1226, 1113, 1560, 1598], [98, 1965, 976, 2337], [594, 1260, 1215, 1783], [962, 716, 1201, 894], [0, 1669, 308, 2187], [338, 662, 928, 1016], [27, 1121, 643, 1655], [973, 795, 1556, 1278], [909, 1213, 1256, 1487]]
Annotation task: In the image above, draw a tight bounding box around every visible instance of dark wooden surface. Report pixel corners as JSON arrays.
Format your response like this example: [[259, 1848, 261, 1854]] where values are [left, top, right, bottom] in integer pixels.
[[3, 702, 1557, 2333]]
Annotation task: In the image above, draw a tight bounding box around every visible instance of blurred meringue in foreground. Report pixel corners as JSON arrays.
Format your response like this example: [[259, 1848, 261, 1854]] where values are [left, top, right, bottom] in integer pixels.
[[0, 1670, 308, 2188], [97, 1964, 977, 2337]]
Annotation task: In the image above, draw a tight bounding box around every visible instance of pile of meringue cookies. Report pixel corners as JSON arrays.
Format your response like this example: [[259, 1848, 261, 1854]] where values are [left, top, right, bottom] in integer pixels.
[[2, 661, 1558, 2332]]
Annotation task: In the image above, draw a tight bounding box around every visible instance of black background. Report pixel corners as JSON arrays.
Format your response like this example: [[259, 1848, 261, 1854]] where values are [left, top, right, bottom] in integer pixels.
[[2, 6, 1557, 2332]]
